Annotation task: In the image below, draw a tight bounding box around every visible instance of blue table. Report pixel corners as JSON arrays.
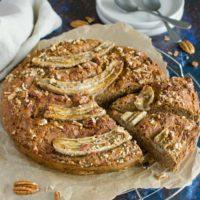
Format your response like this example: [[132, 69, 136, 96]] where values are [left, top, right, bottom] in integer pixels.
[[48, 1, 200, 199]]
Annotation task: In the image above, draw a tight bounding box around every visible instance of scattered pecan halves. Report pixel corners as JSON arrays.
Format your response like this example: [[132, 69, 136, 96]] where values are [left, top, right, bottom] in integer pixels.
[[179, 40, 195, 54], [13, 180, 40, 195]]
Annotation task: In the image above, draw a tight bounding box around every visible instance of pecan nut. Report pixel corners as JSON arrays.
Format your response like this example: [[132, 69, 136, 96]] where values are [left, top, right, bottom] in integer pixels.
[[179, 40, 195, 54], [191, 61, 199, 68], [83, 117, 96, 128], [85, 16, 95, 23], [70, 20, 88, 28], [54, 191, 61, 200], [13, 180, 40, 195]]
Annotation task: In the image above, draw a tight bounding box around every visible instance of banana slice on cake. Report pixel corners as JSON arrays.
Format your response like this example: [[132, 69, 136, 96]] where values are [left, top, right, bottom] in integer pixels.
[[53, 127, 132, 156], [32, 41, 115, 68], [37, 60, 123, 95], [134, 86, 155, 111], [45, 104, 106, 121], [121, 111, 147, 127]]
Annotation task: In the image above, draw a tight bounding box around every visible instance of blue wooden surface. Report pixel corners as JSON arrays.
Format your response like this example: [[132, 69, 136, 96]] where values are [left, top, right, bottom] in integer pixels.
[[47, 0, 200, 199]]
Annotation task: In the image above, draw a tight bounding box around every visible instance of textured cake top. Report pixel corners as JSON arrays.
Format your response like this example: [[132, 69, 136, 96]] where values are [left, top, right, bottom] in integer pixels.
[[111, 77, 200, 120], [152, 77, 200, 118], [2, 39, 199, 173], [2, 39, 169, 173], [3, 38, 166, 136], [133, 112, 199, 160]]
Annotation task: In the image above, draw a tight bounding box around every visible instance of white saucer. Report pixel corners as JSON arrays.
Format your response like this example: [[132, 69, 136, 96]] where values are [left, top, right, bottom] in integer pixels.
[[96, 0, 184, 36], [96, 6, 184, 36], [96, 0, 184, 29]]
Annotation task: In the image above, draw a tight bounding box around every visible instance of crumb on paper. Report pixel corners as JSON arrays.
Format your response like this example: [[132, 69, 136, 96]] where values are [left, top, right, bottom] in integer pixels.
[[154, 172, 168, 180], [167, 51, 173, 55], [191, 61, 199, 68], [173, 50, 179, 57], [85, 16, 95, 23], [164, 35, 170, 42], [45, 185, 55, 192]]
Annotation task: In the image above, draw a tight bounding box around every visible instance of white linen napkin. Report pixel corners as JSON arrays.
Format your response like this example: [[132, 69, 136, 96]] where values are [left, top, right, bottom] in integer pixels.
[[0, 0, 62, 81]]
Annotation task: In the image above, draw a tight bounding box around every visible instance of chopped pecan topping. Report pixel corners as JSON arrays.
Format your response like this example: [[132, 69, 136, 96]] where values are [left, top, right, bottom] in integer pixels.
[[72, 94, 90, 105], [83, 117, 96, 128]]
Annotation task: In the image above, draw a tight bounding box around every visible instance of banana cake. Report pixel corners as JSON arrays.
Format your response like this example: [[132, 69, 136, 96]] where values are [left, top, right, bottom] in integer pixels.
[[1, 39, 166, 174], [1, 38, 199, 174]]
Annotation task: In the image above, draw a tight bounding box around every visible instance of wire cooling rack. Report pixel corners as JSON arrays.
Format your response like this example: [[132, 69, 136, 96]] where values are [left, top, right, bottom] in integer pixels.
[[115, 49, 200, 200]]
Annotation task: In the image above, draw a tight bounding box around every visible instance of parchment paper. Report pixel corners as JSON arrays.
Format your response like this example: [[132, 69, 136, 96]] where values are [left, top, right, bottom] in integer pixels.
[[0, 23, 200, 200]]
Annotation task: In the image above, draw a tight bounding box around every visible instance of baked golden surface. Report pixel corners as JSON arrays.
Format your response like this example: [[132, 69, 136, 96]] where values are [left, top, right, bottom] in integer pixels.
[[2, 39, 198, 174]]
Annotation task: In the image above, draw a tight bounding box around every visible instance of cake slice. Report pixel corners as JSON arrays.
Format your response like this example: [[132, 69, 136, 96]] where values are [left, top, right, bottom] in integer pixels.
[[111, 77, 200, 121], [95, 46, 167, 105], [151, 77, 200, 121], [110, 110, 199, 171], [110, 77, 200, 170]]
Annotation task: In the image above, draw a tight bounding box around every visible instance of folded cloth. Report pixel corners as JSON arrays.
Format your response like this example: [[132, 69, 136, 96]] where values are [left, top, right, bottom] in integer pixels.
[[0, 0, 62, 81]]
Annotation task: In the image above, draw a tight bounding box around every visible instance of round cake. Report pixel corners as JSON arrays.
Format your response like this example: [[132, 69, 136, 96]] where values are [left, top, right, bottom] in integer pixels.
[[1, 39, 167, 174]]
